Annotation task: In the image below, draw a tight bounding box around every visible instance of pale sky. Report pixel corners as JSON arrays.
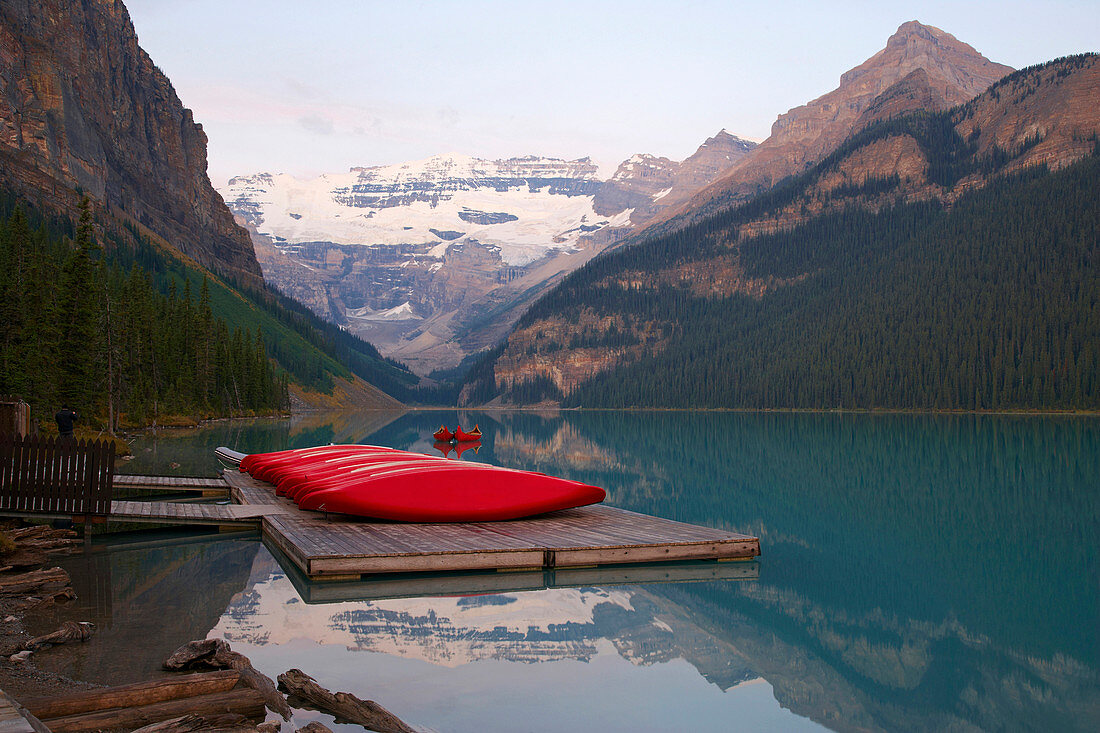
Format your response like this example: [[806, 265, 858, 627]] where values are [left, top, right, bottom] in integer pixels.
[[124, 0, 1099, 184]]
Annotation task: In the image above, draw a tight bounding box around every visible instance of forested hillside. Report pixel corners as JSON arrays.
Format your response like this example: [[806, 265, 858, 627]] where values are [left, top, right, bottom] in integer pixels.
[[0, 197, 285, 428], [0, 191, 426, 430], [466, 56, 1100, 411], [564, 153, 1100, 409]]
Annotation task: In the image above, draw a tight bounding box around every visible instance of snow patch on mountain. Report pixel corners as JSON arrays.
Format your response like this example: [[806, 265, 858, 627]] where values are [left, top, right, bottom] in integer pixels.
[[348, 301, 421, 322], [222, 153, 632, 267]]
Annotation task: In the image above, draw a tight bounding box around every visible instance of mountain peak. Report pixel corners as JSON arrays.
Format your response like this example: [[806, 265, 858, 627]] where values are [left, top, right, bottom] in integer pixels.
[[889, 20, 952, 45], [658, 22, 1013, 228], [840, 20, 1010, 101]]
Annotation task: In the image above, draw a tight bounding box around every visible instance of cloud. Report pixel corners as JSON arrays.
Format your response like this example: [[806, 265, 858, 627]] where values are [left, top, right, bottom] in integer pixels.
[[298, 114, 336, 136], [282, 76, 322, 99], [437, 106, 460, 128]]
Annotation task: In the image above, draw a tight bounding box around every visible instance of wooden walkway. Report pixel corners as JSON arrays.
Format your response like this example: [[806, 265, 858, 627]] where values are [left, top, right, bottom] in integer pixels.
[[223, 470, 760, 580], [0, 499, 284, 528], [114, 475, 229, 496], [114, 475, 227, 489], [0, 689, 47, 733], [110, 500, 286, 527]]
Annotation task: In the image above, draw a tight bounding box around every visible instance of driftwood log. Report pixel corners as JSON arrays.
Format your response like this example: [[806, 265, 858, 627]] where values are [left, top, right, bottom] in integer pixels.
[[8, 524, 79, 550], [277, 669, 416, 733], [164, 639, 292, 721], [0, 566, 71, 596], [129, 713, 261, 733], [21, 620, 95, 651], [24, 671, 239, 719], [37, 690, 266, 733]]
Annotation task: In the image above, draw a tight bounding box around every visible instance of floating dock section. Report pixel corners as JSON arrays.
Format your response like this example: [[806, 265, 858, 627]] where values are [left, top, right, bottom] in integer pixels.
[[222, 470, 759, 581]]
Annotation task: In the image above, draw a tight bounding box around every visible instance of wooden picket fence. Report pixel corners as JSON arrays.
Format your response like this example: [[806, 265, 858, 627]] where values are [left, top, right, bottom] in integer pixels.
[[0, 434, 115, 516]]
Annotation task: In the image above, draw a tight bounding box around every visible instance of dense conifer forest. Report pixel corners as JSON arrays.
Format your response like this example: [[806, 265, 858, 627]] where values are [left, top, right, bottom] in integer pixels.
[[488, 142, 1100, 410], [0, 198, 290, 429]]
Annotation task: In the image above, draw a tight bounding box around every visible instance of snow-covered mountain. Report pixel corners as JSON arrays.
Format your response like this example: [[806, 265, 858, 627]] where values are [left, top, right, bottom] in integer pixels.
[[224, 154, 630, 268], [220, 137, 755, 375]]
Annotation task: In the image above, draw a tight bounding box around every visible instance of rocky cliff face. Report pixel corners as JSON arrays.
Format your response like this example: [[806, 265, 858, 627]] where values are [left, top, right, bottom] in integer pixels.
[[665, 21, 1013, 227], [0, 0, 262, 285], [954, 54, 1100, 173], [594, 130, 756, 225]]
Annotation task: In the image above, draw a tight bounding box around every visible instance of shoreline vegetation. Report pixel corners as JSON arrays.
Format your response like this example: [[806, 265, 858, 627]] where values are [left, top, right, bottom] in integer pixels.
[[0, 198, 291, 437]]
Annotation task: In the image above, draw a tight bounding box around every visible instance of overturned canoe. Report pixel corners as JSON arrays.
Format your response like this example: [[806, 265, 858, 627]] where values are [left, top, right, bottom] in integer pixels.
[[227, 445, 605, 522], [296, 462, 604, 522]]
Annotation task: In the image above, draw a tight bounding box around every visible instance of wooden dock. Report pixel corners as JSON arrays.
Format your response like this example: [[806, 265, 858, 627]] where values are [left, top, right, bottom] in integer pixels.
[[223, 470, 760, 581], [113, 475, 229, 497], [0, 689, 47, 733], [109, 500, 286, 528], [0, 499, 283, 529]]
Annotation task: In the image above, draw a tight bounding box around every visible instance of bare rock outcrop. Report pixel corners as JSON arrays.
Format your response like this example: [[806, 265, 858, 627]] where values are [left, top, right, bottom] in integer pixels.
[[0, 0, 262, 285]]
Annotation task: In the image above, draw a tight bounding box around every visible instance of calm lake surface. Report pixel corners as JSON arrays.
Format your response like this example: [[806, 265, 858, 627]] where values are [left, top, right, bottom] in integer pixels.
[[36, 410, 1099, 731]]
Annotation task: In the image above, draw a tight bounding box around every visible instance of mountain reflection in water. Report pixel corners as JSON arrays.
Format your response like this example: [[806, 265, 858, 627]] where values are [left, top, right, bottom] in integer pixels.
[[111, 411, 1100, 731]]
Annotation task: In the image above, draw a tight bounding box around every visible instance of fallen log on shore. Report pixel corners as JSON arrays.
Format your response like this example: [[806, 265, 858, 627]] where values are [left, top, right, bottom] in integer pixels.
[[23, 671, 240, 719], [21, 620, 95, 651], [277, 669, 416, 733], [0, 566, 71, 596], [130, 713, 260, 733], [35, 689, 266, 733], [164, 639, 292, 721], [1, 619, 94, 657]]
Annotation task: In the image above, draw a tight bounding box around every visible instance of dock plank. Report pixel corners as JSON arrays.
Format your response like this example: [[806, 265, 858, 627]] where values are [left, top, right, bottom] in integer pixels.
[[109, 500, 284, 527], [115, 475, 226, 489], [222, 469, 760, 579]]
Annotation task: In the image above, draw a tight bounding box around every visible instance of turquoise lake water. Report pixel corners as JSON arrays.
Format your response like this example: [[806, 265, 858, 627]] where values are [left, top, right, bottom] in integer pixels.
[[36, 411, 1099, 731]]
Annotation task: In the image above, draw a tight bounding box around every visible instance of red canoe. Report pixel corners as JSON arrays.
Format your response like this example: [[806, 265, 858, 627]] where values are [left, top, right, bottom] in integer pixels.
[[283, 454, 455, 501], [265, 447, 441, 492], [287, 455, 515, 504], [233, 445, 604, 522], [432, 425, 454, 442], [454, 424, 482, 442], [244, 445, 378, 482], [296, 462, 605, 522]]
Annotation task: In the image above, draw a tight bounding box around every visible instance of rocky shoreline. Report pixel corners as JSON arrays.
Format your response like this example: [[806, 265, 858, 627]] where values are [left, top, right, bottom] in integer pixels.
[[0, 523, 100, 702]]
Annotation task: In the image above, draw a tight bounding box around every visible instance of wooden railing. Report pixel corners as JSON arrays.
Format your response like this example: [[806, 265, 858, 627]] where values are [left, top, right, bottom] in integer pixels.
[[0, 435, 115, 516]]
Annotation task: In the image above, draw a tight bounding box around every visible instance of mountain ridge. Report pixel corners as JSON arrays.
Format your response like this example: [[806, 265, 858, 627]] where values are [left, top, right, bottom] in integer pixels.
[[470, 54, 1100, 409], [649, 21, 1013, 233]]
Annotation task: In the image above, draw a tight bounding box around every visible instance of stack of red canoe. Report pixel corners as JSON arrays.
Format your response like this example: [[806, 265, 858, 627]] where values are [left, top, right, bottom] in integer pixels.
[[238, 444, 605, 522]]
